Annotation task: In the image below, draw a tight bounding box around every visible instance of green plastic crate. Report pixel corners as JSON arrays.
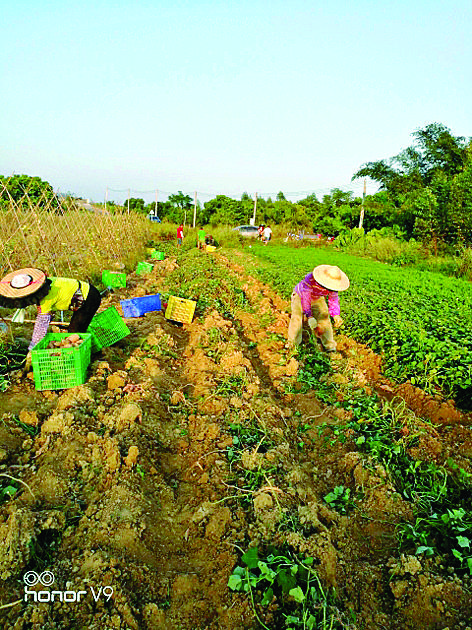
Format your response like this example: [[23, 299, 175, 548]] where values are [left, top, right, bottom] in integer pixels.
[[102, 270, 127, 288], [87, 306, 131, 352], [31, 333, 92, 391], [136, 261, 153, 275], [150, 250, 165, 260]]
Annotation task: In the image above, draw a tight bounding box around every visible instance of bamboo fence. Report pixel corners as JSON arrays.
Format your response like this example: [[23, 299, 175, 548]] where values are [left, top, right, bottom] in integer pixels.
[[0, 179, 153, 282]]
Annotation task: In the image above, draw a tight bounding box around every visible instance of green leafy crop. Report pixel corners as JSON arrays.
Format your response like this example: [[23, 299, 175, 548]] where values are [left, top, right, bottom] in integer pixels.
[[229, 546, 357, 629], [251, 245, 472, 408]]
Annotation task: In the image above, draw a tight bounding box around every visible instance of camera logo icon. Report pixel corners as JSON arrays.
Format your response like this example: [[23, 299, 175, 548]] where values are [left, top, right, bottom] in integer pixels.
[[23, 571, 55, 587]]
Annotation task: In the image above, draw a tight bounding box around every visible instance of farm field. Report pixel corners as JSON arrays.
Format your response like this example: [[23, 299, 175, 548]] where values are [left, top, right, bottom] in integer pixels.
[[0, 240, 471, 630]]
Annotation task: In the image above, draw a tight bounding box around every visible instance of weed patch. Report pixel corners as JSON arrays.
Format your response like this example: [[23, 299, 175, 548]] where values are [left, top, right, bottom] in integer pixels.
[[229, 546, 358, 629], [323, 390, 472, 573], [0, 338, 28, 391]]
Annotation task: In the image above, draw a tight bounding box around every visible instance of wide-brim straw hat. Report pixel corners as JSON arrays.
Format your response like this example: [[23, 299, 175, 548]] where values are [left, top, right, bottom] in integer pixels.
[[313, 265, 350, 291], [0, 268, 47, 299]]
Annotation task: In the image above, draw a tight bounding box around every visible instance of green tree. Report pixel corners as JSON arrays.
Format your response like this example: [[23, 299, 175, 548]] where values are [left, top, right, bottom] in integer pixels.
[[0, 174, 58, 210], [167, 191, 193, 223], [362, 192, 398, 231], [445, 148, 472, 243], [411, 122, 468, 182], [204, 195, 246, 225], [353, 123, 468, 193], [352, 123, 472, 244], [127, 197, 145, 213]]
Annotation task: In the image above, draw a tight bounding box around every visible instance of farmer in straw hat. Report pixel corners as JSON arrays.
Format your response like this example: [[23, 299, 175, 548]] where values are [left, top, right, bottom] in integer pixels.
[[0, 268, 101, 372], [287, 265, 350, 353]]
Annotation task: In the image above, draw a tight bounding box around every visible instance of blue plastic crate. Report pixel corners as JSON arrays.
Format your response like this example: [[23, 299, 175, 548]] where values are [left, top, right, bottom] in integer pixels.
[[120, 294, 162, 318]]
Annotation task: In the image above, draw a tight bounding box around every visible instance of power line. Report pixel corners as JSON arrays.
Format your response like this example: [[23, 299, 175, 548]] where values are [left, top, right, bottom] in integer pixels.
[[105, 179, 380, 204]]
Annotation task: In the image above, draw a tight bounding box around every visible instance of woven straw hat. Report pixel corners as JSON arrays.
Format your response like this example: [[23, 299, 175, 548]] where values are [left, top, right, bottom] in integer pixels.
[[0, 268, 47, 300], [313, 265, 350, 291]]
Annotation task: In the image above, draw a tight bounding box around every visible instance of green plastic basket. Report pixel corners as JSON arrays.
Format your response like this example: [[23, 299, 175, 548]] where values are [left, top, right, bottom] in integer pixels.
[[102, 270, 127, 288], [31, 333, 92, 391], [136, 261, 153, 275], [150, 250, 165, 260], [87, 306, 131, 352]]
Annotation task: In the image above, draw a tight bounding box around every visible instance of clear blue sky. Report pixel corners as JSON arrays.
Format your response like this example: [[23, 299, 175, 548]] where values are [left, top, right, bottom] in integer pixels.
[[1, 0, 471, 205]]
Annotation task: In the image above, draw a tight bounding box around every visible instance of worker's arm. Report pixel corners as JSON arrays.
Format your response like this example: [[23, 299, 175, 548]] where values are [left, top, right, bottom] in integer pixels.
[[327, 293, 343, 328], [299, 288, 314, 320], [327, 292, 340, 318], [28, 310, 52, 351]]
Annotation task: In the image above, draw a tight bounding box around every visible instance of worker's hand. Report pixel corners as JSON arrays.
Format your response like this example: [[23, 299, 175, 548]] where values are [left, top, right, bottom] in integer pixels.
[[333, 315, 343, 329], [308, 317, 322, 336], [23, 352, 33, 375]]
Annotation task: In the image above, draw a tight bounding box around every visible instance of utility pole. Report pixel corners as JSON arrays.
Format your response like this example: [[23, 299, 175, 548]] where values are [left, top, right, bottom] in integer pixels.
[[193, 191, 197, 228], [105, 187, 108, 213], [358, 178, 366, 229], [252, 192, 258, 226], [127, 188, 130, 215], [155, 190, 158, 216]]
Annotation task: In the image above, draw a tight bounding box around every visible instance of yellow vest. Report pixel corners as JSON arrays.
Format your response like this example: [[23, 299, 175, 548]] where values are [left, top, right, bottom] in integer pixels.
[[39, 277, 90, 313]]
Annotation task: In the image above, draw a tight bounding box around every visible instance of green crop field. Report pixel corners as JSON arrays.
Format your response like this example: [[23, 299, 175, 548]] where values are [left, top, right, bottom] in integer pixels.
[[249, 244, 472, 408]]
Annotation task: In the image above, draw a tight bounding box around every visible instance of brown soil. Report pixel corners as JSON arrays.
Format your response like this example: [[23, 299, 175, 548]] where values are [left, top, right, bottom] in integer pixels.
[[0, 251, 471, 630]]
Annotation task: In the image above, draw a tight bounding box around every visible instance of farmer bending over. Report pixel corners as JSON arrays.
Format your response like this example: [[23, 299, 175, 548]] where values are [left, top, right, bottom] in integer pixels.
[[287, 265, 349, 353], [0, 268, 101, 371], [205, 234, 218, 247]]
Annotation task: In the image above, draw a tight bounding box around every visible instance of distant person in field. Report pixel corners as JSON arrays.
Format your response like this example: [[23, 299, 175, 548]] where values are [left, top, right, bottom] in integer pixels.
[[257, 225, 264, 240], [177, 224, 184, 246], [205, 234, 218, 247], [0, 268, 101, 372], [287, 265, 349, 353], [197, 227, 206, 250], [262, 225, 272, 245]]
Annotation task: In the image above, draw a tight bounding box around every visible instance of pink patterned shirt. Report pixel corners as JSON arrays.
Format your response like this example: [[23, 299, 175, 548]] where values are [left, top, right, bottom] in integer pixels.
[[294, 273, 340, 319]]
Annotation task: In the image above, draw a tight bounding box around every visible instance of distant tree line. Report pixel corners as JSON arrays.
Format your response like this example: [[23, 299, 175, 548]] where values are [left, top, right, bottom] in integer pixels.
[[121, 188, 368, 236], [3, 123, 471, 245], [121, 123, 472, 245]]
